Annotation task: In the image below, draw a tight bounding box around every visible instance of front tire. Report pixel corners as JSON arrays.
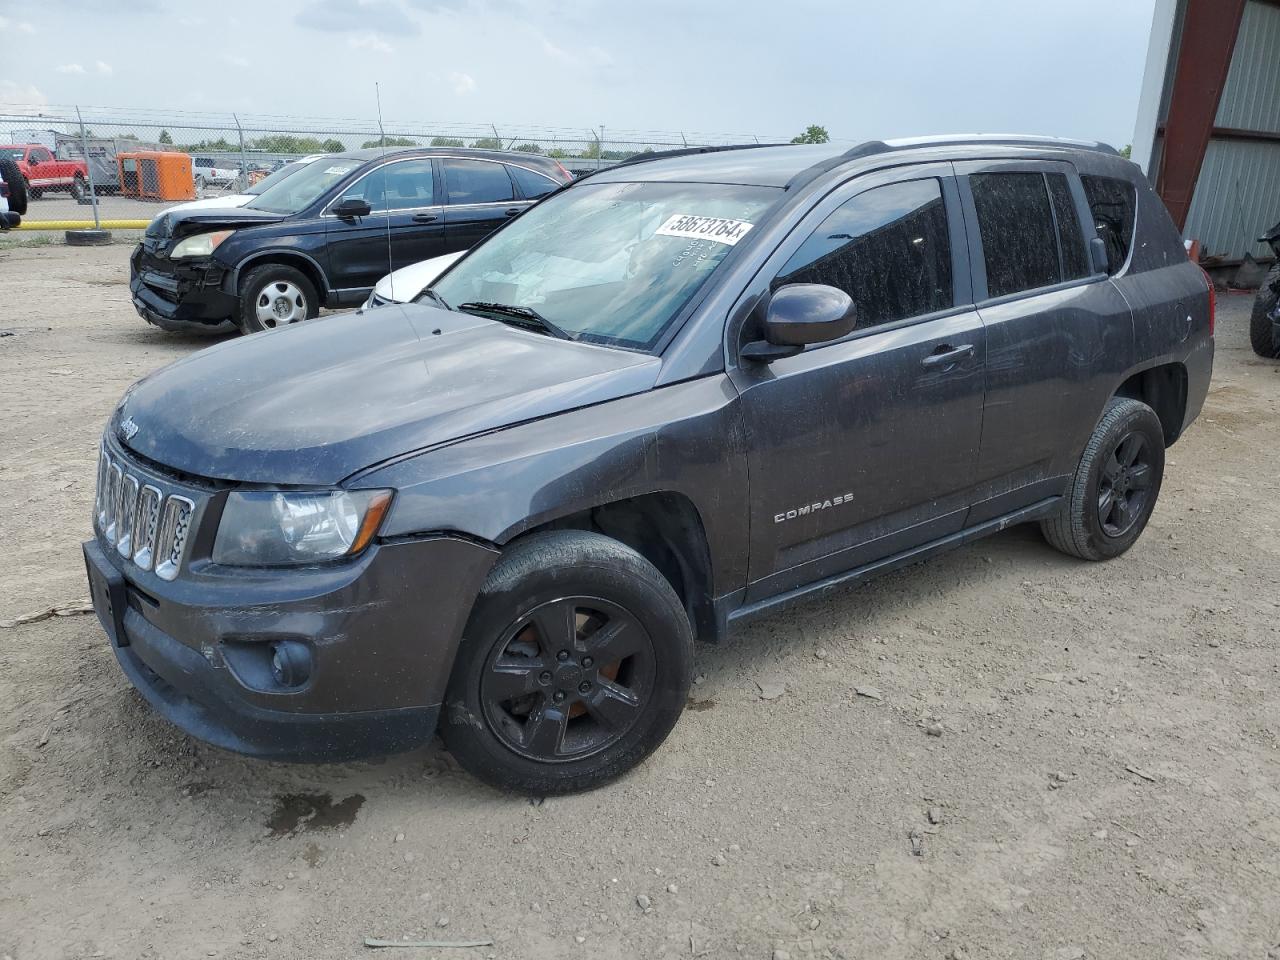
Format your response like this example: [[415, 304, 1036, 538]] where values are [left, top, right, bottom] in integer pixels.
[[1041, 398, 1166, 561], [442, 531, 693, 795], [237, 264, 319, 334], [1250, 264, 1280, 359]]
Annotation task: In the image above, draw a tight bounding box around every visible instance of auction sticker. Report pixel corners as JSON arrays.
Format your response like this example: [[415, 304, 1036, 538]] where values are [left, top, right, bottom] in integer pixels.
[[655, 214, 754, 246]]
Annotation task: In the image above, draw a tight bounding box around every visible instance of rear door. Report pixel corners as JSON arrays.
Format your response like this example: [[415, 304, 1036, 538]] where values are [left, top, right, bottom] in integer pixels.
[[440, 157, 523, 252], [730, 165, 987, 599], [324, 157, 446, 300], [955, 160, 1133, 520]]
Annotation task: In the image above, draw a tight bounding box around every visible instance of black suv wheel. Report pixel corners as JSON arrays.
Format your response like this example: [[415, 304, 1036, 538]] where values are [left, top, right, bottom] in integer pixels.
[[1250, 263, 1280, 359], [442, 531, 693, 794], [1041, 397, 1165, 561]]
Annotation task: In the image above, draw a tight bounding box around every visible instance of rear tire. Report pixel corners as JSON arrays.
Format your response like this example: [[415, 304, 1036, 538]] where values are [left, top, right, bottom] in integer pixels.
[[1250, 264, 1280, 359], [1041, 398, 1165, 561], [70, 174, 87, 202], [0, 158, 27, 214], [237, 264, 319, 334], [442, 531, 693, 795]]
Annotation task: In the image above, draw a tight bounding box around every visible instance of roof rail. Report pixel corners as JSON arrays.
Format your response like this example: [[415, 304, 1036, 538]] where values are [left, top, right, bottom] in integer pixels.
[[784, 134, 1122, 191], [607, 142, 788, 171]]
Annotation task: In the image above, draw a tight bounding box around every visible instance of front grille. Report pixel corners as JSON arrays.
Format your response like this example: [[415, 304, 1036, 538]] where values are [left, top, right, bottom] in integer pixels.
[[95, 445, 197, 581]]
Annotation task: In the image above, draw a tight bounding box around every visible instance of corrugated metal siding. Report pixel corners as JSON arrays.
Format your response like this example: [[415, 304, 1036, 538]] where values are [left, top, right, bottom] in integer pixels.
[[1184, 139, 1280, 258], [1215, 0, 1280, 132]]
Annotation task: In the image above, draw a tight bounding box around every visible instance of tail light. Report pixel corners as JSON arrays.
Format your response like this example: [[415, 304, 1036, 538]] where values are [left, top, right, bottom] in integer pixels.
[[1201, 267, 1216, 336]]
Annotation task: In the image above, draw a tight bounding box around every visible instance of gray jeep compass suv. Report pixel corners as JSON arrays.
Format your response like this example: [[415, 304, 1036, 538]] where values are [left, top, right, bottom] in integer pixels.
[[84, 137, 1213, 794]]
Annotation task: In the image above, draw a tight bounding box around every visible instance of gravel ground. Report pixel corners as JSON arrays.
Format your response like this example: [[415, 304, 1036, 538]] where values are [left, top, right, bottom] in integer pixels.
[[1, 242, 1278, 960]]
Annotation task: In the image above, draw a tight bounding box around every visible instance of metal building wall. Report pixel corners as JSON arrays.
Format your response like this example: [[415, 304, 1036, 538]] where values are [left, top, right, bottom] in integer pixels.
[[1183, 0, 1280, 259]]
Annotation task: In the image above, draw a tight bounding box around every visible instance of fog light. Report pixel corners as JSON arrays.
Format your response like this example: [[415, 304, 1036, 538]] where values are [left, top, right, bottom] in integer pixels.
[[270, 640, 312, 688]]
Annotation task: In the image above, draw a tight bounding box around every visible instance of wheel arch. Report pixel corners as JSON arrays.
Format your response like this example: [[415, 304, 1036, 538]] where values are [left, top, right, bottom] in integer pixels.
[[506, 491, 718, 644], [229, 250, 330, 303], [1113, 361, 1188, 446]]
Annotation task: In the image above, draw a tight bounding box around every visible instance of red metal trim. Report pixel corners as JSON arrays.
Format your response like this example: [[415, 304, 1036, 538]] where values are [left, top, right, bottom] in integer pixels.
[[1156, 0, 1247, 231], [1157, 124, 1280, 144]]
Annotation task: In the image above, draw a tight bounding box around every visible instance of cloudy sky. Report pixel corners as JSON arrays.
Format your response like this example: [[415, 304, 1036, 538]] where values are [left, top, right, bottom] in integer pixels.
[[0, 0, 1157, 146]]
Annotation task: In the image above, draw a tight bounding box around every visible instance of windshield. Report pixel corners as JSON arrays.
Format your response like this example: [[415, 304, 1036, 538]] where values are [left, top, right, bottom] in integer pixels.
[[246, 160, 311, 196], [247, 157, 360, 214], [431, 181, 779, 350]]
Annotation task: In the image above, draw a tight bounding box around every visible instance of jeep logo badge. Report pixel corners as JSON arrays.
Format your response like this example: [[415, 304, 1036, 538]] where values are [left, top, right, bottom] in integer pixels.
[[120, 416, 140, 442]]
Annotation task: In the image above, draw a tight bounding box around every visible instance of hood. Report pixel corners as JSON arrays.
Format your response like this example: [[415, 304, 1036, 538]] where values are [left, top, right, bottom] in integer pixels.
[[374, 251, 465, 304], [115, 304, 660, 485], [146, 204, 287, 242], [156, 194, 253, 219]]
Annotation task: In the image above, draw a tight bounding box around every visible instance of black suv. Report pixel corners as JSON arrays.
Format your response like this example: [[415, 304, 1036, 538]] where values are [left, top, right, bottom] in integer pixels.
[[129, 147, 572, 335], [87, 137, 1213, 794]]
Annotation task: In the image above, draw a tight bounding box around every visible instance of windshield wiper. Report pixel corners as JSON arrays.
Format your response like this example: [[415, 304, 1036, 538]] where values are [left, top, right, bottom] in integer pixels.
[[417, 287, 452, 311], [457, 301, 574, 340]]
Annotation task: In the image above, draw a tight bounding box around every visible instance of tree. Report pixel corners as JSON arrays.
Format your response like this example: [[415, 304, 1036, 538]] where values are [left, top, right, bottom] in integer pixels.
[[471, 137, 502, 150], [361, 136, 418, 148], [513, 142, 543, 154], [158, 129, 173, 144], [1120, 144, 1132, 159], [790, 124, 830, 144], [430, 136, 465, 147]]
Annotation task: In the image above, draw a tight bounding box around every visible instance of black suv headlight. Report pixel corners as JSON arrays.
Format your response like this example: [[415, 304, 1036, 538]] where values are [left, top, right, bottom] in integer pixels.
[[212, 489, 393, 566]]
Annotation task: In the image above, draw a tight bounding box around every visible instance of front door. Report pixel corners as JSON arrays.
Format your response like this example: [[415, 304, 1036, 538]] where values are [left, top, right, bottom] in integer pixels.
[[324, 157, 446, 302], [440, 157, 524, 252], [728, 167, 987, 601]]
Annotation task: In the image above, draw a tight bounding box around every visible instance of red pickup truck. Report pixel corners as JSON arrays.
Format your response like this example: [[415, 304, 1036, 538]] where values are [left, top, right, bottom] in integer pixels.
[[1, 143, 89, 200]]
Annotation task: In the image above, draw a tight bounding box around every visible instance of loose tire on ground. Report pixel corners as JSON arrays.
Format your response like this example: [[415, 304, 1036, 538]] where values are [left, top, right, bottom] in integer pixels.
[[442, 530, 694, 795], [1041, 397, 1166, 562], [1249, 263, 1280, 359], [236, 263, 319, 334], [0, 158, 27, 214], [65, 228, 112, 246]]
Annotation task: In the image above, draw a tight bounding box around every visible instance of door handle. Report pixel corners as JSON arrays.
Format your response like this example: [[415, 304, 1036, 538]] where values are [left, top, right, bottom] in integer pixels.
[[412, 213, 438, 224], [921, 343, 975, 368], [504, 207, 522, 217]]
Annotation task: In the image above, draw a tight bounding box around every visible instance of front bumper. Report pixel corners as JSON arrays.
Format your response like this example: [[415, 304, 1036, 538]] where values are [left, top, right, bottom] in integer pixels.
[[84, 532, 498, 762], [130, 244, 238, 335]]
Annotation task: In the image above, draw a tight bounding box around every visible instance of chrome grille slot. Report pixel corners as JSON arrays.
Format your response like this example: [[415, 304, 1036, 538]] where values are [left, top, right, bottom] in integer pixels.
[[155, 495, 194, 582], [105, 463, 124, 545], [93, 444, 201, 581], [132, 485, 163, 571], [116, 474, 140, 558]]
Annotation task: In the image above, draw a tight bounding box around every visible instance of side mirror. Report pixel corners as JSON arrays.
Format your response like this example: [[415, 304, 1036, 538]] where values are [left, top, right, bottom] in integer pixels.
[[333, 197, 372, 219], [1089, 236, 1109, 274], [741, 283, 857, 362]]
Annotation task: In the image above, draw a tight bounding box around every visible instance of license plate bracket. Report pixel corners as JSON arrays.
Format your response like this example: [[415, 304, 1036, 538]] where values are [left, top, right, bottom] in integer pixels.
[[83, 541, 129, 647]]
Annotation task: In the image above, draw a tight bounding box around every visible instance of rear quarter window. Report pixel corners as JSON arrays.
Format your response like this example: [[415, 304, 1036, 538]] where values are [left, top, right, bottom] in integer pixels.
[[508, 164, 559, 200], [1081, 175, 1137, 275]]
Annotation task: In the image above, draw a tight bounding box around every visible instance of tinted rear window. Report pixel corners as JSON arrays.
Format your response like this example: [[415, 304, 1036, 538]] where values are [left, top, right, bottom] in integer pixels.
[[1082, 175, 1137, 275], [508, 164, 559, 200], [775, 178, 953, 330], [1046, 173, 1090, 280], [970, 172, 1061, 298], [443, 158, 514, 205]]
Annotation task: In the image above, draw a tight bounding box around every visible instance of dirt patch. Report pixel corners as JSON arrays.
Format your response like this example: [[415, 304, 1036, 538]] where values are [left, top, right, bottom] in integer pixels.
[[1, 245, 1278, 960]]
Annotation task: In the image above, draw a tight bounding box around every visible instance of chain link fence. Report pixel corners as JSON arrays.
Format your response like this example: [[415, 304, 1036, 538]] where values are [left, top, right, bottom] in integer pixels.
[[1, 103, 780, 228]]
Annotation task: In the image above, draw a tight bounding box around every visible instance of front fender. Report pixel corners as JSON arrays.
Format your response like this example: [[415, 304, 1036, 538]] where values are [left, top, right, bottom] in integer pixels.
[[355, 375, 750, 600]]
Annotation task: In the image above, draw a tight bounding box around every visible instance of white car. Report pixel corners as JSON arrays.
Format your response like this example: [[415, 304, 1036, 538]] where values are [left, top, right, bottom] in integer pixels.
[[161, 156, 326, 216], [363, 251, 466, 308]]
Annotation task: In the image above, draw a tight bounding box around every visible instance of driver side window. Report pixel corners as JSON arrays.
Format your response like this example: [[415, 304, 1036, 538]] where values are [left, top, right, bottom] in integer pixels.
[[774, 178, 954, 332], [337, 167, 388, 213]]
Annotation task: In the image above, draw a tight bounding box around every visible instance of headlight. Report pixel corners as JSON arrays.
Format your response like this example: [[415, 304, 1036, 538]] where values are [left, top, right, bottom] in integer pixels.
[[213, 489, 393, 566], [169, 230, 233, 259]]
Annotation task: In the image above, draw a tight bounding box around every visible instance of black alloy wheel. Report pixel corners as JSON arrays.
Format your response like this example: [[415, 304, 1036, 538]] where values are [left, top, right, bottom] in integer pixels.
[[480, 596, 656, 763], [1097, 431, 1154, 538]]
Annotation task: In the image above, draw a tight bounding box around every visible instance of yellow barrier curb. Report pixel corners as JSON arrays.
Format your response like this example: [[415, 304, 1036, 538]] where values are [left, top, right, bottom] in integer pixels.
[[16, 220, 151, 230]]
